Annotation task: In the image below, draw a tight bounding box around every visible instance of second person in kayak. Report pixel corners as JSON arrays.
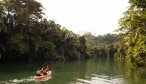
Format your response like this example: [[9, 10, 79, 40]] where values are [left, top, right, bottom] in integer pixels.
[[42, 65, 49, 75]]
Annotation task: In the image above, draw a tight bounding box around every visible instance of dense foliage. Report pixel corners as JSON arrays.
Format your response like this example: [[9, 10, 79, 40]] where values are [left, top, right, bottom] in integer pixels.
[[82, 33, 121, 58], [0, 0, 89, 62], [117, 0, 146, 66]]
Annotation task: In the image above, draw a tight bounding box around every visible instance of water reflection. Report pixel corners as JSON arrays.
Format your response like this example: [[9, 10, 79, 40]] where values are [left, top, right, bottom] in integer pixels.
[[124, 65, 146, 84], [0, 58, 146, 84], [72, 58, 127, 84]]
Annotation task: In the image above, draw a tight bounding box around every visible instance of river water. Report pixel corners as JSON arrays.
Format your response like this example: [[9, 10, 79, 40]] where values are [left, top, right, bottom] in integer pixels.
[[0, 58, 146, 84]]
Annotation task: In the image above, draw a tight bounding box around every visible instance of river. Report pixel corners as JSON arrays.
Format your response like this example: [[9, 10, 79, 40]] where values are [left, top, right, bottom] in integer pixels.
[[0, 58, 146, 84]]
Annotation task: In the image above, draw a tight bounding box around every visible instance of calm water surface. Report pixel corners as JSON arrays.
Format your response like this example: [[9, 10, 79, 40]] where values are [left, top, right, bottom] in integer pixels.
[[0, 58, 146, 84]]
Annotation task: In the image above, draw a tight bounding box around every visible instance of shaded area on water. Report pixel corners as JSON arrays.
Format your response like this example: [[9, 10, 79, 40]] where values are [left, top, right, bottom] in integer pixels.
[[0, 58, 146, 84]]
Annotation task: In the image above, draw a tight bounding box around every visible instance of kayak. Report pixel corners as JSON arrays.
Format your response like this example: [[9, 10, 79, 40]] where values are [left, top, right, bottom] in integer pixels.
[[34, 71, 52, 80]]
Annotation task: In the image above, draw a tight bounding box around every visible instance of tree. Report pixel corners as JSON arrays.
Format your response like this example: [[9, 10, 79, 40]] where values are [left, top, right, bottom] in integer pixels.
[[0, 0, 44, 61], [0, 0, 89, 62], [118, 0, 146, 66]]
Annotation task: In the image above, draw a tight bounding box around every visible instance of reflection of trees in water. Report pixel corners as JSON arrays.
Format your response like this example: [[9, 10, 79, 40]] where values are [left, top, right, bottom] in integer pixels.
[[1, 59, 146, 84], [86, 58, 146, 84], [125, 66, 146, 84], [87, 58, 127, 76]]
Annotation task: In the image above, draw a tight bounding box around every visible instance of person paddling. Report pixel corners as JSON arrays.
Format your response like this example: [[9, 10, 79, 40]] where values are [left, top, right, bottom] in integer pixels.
[[42, 65, 49, 75], [36, 68, 42, 76], [34, 65, 52, 80]]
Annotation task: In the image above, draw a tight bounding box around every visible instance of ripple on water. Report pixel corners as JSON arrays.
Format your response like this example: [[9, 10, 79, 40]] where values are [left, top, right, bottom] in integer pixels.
[[0, 75, 52, 84], [0, 76, 34, 84], [76, 74, 127, 84]]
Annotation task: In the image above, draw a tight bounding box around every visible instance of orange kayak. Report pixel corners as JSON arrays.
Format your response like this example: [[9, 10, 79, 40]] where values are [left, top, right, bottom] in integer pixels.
[[34, 71, 52, 80]]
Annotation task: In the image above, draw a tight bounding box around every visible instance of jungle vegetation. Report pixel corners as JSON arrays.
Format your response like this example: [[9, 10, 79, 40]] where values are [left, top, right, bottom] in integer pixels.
[[84, 33, 122, 59], [117, 0, 146, 66], [1, 0, 146, 67], [0, 0, 89, 62]]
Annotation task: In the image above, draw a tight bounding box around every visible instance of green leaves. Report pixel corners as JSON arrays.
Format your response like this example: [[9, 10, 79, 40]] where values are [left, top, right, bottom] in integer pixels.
[[0, 0, 90, 61], [118, 0, 146, 66]]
